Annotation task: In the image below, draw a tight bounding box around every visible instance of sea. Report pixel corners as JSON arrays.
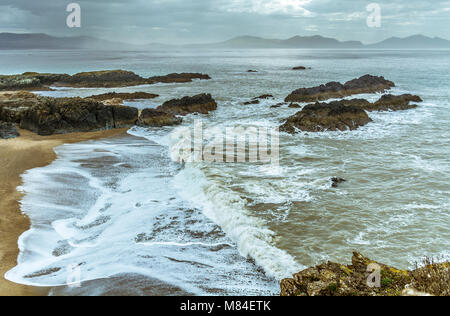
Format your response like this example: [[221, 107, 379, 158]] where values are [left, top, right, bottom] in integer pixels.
[[1, 49, 449, 295]]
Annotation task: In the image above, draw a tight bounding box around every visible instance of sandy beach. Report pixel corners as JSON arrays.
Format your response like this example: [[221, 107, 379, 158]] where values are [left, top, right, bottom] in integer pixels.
[[0, 127, 128, 296]]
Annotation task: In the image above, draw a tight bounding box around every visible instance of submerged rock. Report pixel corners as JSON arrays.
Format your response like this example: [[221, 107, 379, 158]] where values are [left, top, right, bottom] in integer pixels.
[[0, 121, 19, 139], [281, 252, 449, 296], [292, 66, 310, 70], [244, 100, 260, 105], [157, 93, 217, 115], [285, 75, 395, 102], [138, 109, 182, 127], [331, 177, 347, 188], [280, 101, 372, 133]]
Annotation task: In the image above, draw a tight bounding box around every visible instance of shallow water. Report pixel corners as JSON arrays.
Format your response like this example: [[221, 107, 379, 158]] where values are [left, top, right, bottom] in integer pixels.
[[2, 49, 449, 295]]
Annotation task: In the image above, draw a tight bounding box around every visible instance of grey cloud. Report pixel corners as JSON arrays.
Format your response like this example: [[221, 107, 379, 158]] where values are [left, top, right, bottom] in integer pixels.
[[0, 0, 448, 44]]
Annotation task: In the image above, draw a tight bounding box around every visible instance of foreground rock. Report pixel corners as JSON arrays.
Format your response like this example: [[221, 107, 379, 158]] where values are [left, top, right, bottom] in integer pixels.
[[280, 102, 372, 133], [0, 91, 41, 123], [0, 121, 19, 139], [0, 70, 211, 90], [138, 109, 182, 127], [281, 252, 449, 296], [285, 75, 395, 102], [19, 97, 138, 136], [157, 93, 217, 115]]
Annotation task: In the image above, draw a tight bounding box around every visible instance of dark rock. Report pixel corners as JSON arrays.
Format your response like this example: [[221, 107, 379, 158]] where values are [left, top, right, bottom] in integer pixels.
[[0, 91, 41, 123], [280, 101, 372, 133], [331, 177, 347, 188], [58, 70, 147, 88], [0, 74, 44, 91], [147, 73, 211, 84], [19, 97, 138, 136], [285, 75, 395, 102], [138, 109, 182, 127], [281, 252, 449, 296], [288, 103, 301, 108], [254, 94, 274, 100], [157, 94, 217, 115], [244, 100, 260, 105], [0, 121, 19, 139], [247, 70, 258, 73], [86, 92, 159, 103], [292, 66, 310, 70], [112, 105, 139, 128], [369, 94, 423, 111], [271, 103, 284, 108], [314, 95, 422, 112]]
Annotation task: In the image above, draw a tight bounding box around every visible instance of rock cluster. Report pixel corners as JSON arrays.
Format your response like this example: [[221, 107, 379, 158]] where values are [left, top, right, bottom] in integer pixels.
[[281, 252, 449, 296], [0, 70, 211, 91], [280, 101, 372, 133], [285, 75, 395, 102], [0, 91, 218, 135]]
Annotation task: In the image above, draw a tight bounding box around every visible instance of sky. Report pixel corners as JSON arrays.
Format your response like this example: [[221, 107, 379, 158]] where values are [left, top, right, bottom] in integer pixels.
[[0, 0, 449, 44]]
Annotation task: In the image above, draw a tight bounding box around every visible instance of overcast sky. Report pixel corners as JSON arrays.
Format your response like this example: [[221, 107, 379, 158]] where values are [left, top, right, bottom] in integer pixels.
[[0, 0, 449, 44]]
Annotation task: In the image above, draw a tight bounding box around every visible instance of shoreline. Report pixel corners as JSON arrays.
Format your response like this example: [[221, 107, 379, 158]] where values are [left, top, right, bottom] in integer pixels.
[[0, 127, 128, 296]]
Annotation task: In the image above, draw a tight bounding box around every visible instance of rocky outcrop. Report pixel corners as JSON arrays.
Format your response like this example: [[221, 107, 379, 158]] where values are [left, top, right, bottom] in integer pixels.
[[280, 101, 372, 133], [157, 93, 217, 115], [147, 73, 211, 84], [281, 252, 449, 296], [0, 121, 19, 139], [368, 94, 423, 111], [306, 95, 423, 112], [138, 109, 182, 127], [19, 97, 138, 136], [285, 75, 395, 102], [0, 91, 41, 123], [1, 70, 211, 90], [0, 74, 46, 91], [56, 70, 147, 88]]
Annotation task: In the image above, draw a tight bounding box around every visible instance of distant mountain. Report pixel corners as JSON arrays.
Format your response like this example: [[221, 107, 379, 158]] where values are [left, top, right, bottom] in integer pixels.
[[186, 35, 363, 49], [0, 33, 137, 50], [367, 35, 450, 49], [1, 33, 450, 50]]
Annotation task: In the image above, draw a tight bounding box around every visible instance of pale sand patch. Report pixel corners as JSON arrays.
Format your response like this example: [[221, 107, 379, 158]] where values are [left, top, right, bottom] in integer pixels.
[[0, 128, 128, 296]]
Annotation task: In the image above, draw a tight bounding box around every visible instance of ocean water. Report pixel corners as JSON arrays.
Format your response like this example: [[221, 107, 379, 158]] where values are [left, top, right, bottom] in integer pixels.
[[2, 49, 450, 295]]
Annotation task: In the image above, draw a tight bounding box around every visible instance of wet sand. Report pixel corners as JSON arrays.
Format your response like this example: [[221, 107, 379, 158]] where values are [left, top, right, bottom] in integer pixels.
[[0, 128, 128, 296]]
